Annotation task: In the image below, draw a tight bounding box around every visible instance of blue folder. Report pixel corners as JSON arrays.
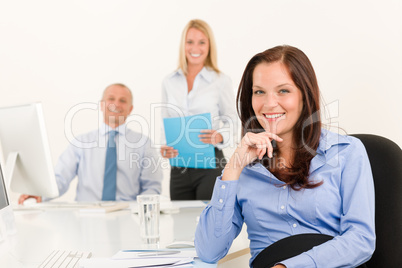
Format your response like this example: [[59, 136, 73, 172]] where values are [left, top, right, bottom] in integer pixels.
[[163, 113, 216, 169]]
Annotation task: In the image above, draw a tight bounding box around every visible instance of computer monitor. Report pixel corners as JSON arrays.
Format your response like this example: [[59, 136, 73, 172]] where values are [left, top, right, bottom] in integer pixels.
[[0, 162, 15, 242], [0, 103, 59, 198], [0, 163, 9, 212]]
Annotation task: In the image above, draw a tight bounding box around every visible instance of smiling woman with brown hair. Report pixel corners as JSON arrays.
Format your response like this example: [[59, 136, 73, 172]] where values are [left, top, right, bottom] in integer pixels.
[[195, 45, 375, 267]]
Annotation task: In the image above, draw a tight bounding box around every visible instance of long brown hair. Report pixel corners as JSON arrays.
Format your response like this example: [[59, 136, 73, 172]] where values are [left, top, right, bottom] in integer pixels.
[[237, 45, 322, 190]]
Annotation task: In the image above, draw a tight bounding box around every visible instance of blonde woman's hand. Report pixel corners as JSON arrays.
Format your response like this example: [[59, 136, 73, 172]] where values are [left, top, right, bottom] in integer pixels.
[[160, 145, 178, 159], [199, 130, 223, 145]]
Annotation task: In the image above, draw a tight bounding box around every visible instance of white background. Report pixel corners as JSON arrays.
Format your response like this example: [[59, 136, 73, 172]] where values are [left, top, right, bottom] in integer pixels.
[[1, 0, 401, 202]]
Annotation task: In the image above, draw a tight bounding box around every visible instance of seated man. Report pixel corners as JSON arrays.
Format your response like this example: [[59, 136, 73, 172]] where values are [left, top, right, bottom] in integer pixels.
[[19, 83, 162, 203]]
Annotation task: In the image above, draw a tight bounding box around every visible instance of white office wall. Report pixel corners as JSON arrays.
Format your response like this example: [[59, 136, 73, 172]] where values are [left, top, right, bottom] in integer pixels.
[[0, 0, 401, 202]]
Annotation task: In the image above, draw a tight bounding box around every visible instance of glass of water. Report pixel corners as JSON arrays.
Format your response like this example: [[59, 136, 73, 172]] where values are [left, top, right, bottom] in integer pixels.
[[137, 195, 160, 244]]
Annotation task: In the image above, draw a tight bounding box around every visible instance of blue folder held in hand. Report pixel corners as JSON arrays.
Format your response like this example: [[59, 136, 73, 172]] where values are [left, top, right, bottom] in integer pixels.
[[163, 113, 216, 169]]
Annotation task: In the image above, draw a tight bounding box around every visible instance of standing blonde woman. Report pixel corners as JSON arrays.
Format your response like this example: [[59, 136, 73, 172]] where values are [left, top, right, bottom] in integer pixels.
[[160, 19, 238, 200]]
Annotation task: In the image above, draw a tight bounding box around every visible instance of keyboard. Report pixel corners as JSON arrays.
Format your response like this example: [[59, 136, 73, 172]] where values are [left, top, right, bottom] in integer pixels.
[[12, 202, 100, 211], [38, 250, 92, 268]]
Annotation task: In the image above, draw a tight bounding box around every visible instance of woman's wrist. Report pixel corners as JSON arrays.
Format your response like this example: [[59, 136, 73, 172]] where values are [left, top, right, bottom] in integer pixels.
[[221, 155, 244, 181]]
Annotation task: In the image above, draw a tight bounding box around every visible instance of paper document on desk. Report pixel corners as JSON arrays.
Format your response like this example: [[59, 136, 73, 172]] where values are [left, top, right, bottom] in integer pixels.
[[112, 249, 197, 259], [130, 200, 180, 214], [171, 200, 207, 208], [79, 202, 129, 213], [79, 257, 194, 267]]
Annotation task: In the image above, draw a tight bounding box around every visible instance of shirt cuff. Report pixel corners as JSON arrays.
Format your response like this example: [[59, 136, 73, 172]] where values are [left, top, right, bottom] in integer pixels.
[[215, 130, 231, 150], [209, 177, 238, 210], [279, 252, 316, 268]]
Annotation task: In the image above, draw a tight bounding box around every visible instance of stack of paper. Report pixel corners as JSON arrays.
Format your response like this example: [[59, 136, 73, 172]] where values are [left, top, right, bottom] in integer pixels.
[[79, 202, 129, 213], [79, 249, 197, 268]]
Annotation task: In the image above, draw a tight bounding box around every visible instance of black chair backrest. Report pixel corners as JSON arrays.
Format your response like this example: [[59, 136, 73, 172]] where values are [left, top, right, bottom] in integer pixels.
[[252, 234, 333, 268], [351, 134, 402, 267]]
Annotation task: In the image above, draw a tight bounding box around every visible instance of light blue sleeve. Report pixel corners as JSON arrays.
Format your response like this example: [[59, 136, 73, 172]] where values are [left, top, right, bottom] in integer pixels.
[[53, 143, 81, 198], [195, 177, 244, 263], [280, 138, 376, 268], [137, 139, 162, 195]]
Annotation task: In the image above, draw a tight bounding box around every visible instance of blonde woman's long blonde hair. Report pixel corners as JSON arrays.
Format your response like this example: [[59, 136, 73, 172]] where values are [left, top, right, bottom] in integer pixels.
[[178, 19, 220, 75]]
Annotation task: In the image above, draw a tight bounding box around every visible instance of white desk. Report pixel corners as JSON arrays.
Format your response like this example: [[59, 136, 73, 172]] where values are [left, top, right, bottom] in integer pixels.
[[0, 202, 249, 267]]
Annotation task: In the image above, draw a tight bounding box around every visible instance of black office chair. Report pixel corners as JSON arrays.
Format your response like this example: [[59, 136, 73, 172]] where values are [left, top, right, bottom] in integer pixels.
[[350, 134, 402, 267], [253, 134, 402, 268]]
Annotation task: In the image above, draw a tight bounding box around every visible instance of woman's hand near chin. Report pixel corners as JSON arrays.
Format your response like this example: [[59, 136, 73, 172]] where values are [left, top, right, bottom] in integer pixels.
[[222, 132, 283, 181]]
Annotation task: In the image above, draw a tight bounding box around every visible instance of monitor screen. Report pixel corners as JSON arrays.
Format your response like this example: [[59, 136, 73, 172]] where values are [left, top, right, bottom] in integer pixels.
[[0, 162, 14, 242], [0, 163, 8, 210], [0, 103, 59, 198]]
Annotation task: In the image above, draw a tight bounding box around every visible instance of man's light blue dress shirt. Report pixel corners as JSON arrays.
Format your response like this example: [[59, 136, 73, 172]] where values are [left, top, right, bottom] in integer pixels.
[[195, 129, 375, 267], [54, 123, 162, 201]]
